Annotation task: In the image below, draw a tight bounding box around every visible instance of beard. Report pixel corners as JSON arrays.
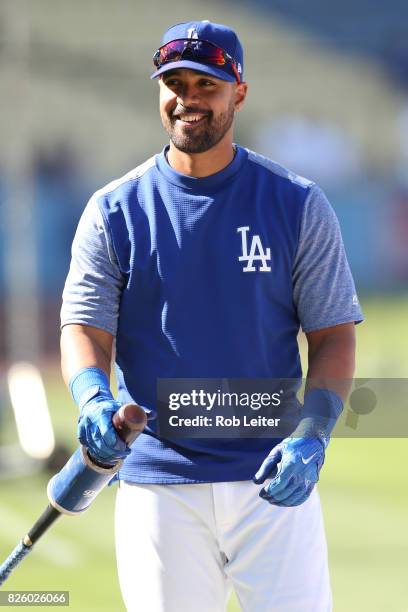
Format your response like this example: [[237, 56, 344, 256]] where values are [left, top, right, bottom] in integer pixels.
[[161, 100, 235, 154]]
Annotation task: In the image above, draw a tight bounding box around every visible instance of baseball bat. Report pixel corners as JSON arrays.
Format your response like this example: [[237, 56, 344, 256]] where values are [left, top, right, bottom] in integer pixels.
[[0, 403, 147, 587]]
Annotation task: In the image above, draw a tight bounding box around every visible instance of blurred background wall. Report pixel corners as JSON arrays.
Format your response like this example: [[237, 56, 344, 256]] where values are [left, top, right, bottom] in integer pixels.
[[0, 0, 407, 361]]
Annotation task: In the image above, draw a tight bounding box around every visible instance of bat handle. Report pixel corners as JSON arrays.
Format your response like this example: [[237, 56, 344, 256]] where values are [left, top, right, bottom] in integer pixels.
[[112, 402, 148, 445], [84, 403, 147, 470]]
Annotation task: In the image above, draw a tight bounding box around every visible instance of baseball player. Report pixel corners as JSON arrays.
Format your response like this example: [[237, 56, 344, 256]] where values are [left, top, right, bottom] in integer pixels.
[[60, 20, 363, 612]]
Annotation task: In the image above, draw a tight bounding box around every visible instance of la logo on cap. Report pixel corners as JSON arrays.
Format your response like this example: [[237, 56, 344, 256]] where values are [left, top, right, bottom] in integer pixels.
[[187, 20, 210, 39], [187, 27, 198, 39]]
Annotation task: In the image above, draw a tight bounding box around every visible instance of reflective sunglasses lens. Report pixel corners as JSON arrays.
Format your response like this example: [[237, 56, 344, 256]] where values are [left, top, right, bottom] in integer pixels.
[[189, 41, 226, 65], [159, 40, 185, 64]]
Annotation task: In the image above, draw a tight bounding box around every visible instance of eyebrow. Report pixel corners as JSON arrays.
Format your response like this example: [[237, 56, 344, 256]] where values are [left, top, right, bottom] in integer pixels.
[[162, 70, 180, 79]]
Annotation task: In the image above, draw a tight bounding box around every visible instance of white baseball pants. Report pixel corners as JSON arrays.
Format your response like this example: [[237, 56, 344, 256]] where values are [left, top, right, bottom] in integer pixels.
[[115, 480, 332, 612]]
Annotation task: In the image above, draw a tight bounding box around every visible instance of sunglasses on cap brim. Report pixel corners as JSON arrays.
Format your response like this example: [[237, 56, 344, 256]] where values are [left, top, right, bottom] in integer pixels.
[[153, 38, 241, 84]]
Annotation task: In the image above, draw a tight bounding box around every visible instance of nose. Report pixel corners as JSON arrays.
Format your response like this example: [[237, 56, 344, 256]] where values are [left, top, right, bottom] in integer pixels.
[[176, 83, 200, 107]]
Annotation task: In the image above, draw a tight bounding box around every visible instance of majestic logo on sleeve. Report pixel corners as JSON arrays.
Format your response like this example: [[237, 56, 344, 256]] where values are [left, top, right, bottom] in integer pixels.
[[237, 226, 271, 272]]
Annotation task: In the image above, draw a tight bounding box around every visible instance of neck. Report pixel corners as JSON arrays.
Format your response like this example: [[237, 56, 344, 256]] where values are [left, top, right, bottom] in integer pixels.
[[167, 135, 236, 178]]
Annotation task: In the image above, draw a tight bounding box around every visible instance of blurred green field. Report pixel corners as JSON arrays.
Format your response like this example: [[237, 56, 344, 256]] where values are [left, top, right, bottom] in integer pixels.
[[0, 297, 407, 611]]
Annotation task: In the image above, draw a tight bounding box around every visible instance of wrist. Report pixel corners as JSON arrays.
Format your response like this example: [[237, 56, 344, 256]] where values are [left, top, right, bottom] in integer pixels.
[[69, 367, 113, 410], [292, 388, 343, 448]]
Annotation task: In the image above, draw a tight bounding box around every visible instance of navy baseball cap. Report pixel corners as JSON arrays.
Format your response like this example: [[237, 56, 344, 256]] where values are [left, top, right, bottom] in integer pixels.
[[151, 20, 244, 83]]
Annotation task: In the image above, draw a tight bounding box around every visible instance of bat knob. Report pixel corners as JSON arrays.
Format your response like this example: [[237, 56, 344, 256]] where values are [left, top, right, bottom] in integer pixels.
[[112, 403, 148, 445]]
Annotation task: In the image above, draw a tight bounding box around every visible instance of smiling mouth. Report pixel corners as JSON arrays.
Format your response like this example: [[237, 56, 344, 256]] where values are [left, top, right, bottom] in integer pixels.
[[172, 112, 209, 126]]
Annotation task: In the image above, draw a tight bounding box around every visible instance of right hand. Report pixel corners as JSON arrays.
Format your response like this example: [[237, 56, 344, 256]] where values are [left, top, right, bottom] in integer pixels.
[[77, 395, 131, 464]]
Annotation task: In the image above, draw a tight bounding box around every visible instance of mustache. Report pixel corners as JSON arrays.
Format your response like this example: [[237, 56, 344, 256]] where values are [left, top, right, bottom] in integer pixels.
[[171, 105, 211, 118]]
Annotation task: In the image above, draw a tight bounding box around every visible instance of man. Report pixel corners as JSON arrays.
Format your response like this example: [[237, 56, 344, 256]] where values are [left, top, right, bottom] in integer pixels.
[[61, 20, 363, 612]]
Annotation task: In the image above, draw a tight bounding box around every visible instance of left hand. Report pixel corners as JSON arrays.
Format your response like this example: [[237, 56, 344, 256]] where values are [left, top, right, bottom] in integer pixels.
[[253, 437, 326, 507]]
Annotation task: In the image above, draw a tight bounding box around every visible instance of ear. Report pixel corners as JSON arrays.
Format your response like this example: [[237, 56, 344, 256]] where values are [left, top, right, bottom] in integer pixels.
[[234, 82, 248, 112]]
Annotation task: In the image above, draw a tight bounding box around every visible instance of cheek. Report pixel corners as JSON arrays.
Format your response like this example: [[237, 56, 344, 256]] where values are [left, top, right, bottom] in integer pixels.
[[159, 90, 176, 116], [213, 92, 235, 115], [159, 103, 172, 127], [159, 103, 168, 122]]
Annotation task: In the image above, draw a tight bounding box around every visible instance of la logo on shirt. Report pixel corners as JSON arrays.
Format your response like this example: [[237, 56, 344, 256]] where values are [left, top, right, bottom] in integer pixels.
[[237, 226, 271, 272]]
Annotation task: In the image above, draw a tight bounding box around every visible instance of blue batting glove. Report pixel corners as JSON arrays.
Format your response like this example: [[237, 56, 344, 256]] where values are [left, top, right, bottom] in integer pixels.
[[253, 388, 344, 507], [78, 396, 130, 464], [70, 367, 131, 464], [253, 437, 325, 507]]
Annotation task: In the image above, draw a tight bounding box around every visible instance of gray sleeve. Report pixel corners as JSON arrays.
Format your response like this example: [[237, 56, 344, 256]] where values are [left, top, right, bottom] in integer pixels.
[[293, 185, 364, 332], [60, 195, 125, 335]]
